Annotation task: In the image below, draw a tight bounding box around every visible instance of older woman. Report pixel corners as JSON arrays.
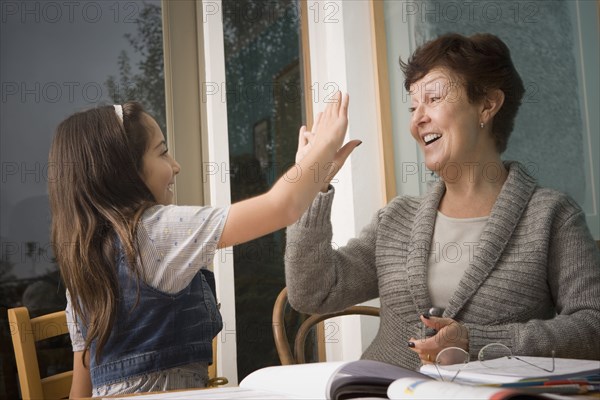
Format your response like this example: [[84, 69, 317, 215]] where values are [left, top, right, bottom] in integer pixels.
[[285, 32, 600, 371]]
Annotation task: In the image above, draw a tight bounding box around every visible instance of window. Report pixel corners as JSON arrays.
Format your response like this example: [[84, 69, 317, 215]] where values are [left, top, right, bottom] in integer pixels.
[[220, 0, 306, 380], [383, 0, 599, 237], [0, 1, 165, 396]]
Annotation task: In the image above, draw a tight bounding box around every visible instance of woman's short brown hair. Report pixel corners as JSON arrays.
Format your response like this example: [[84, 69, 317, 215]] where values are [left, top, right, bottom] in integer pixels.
[[400, 33, 524, 153]]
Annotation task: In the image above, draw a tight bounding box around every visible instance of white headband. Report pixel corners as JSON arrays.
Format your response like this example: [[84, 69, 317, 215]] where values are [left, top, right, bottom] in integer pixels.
[[113, 104, 123, 122]]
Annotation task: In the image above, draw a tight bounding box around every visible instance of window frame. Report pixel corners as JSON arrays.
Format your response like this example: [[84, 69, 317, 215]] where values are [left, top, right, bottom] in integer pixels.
[[162, 0, 403, 380]]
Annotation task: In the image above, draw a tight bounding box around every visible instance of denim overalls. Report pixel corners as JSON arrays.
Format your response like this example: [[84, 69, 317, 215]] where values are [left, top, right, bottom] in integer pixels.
[[81, 248, 223, 388]]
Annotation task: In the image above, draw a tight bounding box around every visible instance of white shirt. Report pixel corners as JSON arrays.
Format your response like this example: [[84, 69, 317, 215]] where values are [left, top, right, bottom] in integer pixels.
[[427, 211, 488, 309]]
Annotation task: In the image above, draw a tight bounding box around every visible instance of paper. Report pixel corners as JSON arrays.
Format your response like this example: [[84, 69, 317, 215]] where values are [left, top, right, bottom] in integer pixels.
[[387, 378, 537, 400], [420, 356, 600, 384], [109, 386, 298, 399], [107, 363, 347, 400], [240, 361, 347, 399]]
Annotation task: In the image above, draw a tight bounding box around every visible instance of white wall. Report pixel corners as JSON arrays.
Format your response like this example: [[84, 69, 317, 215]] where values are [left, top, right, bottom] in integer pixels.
[[200, 0, 239, 385], [306, 0, 385, 361]]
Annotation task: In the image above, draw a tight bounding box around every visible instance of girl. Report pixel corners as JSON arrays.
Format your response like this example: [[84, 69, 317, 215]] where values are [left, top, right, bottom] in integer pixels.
[[48, 93, 359, 397]]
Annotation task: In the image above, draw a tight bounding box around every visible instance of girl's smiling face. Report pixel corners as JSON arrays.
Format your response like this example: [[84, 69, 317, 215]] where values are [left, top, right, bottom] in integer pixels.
[[409, 68, 486, 174], [140, 113, 180, 205]]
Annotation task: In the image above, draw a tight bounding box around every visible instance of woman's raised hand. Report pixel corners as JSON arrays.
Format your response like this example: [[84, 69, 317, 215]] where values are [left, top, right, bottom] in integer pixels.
[[295, 92, 361, 192]]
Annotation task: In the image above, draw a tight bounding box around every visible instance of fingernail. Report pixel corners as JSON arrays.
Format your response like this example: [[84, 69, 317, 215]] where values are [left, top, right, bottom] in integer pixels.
[[356, 141, 362, 147], [407, 341, 415, 348], [421, 313, 430, 320]]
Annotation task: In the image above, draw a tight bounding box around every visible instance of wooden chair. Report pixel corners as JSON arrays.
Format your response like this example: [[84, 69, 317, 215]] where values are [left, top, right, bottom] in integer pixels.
[[8, 307, 73, 400], [272, 287, 380, 364], [8, 306, 227, 397], [207, 337, 228, 387]]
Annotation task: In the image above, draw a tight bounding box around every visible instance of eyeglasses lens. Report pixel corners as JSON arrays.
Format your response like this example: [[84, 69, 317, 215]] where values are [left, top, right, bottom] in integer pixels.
[[436, 347, 470, 366], [479, 343, 512, 367]]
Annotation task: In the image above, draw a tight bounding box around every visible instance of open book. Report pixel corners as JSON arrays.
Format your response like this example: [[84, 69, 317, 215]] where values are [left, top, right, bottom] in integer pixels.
[[109, 360, 425, 399], [117, 359, 587, 400], [239, 360, 565, 400], [240, 359, 430, 399]]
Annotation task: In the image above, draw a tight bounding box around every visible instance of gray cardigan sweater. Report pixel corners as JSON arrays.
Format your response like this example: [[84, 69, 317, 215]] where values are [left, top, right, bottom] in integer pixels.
[[285, 162, 600, 370]]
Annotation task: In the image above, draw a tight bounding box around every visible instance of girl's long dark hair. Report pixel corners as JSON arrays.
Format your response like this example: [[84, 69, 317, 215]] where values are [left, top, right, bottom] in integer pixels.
[[49, 102, 155, 362]]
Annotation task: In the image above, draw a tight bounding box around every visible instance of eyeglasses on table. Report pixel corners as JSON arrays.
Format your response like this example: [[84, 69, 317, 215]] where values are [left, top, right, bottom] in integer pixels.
[[434, 343, 556, 383]]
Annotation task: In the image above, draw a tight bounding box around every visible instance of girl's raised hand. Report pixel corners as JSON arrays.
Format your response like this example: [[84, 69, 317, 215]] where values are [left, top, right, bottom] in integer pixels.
[[295, 111, 322, 164], [219, 92, 360, 248], [315, 91, 349, 147]]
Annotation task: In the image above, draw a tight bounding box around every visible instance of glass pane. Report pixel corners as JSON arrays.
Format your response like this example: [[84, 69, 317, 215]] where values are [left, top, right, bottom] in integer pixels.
[[220, 0, 312, 380], [0, 1, 164, 397], [384, 0, 599, 235], [413, 1, 588, 203]]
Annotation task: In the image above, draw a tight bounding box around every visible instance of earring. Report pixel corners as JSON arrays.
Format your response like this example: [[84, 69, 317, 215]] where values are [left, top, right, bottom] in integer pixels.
[[480, 122, 484, 128]]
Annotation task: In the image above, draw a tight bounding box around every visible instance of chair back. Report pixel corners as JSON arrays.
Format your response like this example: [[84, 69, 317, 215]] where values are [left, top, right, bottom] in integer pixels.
[[206, 337, 229, 387], [272, 287, 380, 364], [8, 307, 73, 400], [9, 306, 228, 396]]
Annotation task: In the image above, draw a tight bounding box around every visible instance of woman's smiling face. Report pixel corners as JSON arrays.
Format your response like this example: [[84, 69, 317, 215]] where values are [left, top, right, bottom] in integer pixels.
[[409, 68, 485, 174]]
